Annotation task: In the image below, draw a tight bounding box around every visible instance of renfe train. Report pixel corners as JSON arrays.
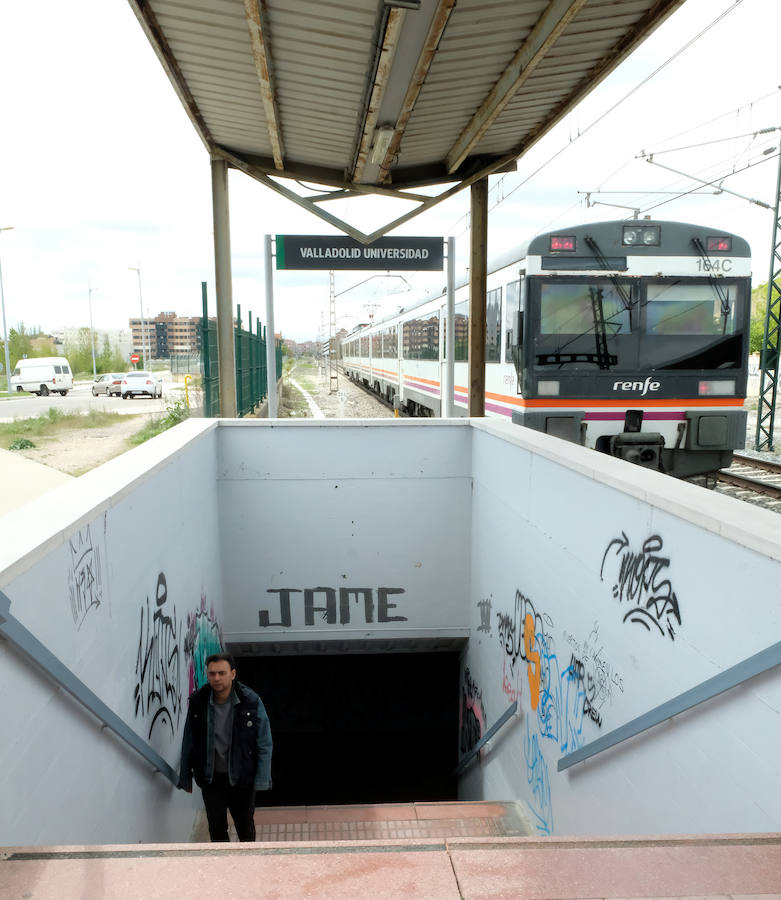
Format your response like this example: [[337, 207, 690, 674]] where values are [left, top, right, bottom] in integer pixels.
[[341, 219, 751, 478]]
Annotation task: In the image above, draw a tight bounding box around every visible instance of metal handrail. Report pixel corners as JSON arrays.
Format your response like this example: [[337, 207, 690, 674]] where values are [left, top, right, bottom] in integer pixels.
[[0, 591, 178, 785], [558, 639, 781, 772], [454, 700, 517, 776]]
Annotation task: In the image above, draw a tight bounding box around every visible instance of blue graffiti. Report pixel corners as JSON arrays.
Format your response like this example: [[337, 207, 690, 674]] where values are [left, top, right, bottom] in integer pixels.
[[524, 723, 553, 835], [535, 629, 586, 755]]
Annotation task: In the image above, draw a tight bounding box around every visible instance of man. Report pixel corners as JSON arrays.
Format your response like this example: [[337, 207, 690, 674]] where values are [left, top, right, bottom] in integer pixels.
[[178, 652, 272, 842]]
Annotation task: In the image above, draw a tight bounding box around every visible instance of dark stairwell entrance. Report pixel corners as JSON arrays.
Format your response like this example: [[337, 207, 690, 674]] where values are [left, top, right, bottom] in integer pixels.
[[239, 652, 460, 807]]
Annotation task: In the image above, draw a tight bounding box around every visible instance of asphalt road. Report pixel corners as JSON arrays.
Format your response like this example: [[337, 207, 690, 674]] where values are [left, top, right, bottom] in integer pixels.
[[0, 379, 176, 421]]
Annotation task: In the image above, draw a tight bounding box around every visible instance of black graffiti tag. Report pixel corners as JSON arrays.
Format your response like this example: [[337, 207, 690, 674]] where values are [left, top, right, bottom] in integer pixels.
[[601, 532, 681, 640], [134, 572, 183, 739], [496, 589, 552, 673]]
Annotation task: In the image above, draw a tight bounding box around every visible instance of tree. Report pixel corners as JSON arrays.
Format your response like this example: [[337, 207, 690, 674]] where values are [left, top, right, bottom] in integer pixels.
[[750, 282, 780, 354], [96, 335, 126, 373]]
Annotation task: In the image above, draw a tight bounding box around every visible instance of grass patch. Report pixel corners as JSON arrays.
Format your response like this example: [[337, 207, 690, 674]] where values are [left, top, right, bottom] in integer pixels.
[[129, 399, 191, 445], [278, 380, 311, 418], [0, 408, 128, 449]]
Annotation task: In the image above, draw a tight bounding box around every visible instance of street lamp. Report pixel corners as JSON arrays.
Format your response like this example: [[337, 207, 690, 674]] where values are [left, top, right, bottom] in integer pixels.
[[0, 226, 15, 395], [128, 265, 148, 370], [87, 283, 98, 380]]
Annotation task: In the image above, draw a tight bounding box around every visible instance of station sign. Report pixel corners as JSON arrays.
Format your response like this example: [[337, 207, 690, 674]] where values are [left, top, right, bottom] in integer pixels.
[[276, 234, 443, 271]]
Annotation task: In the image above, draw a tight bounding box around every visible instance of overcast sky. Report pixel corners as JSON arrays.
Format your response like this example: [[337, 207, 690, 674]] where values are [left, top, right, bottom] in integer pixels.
[[1, 0, 779, 343]]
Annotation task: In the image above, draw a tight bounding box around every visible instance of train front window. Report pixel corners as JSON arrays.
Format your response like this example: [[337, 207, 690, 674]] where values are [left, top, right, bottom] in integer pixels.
[[645, 282, 737, 335], [539, 282, 631, 335], [534, 279, 634, 371], [640, 279, 743, 370]]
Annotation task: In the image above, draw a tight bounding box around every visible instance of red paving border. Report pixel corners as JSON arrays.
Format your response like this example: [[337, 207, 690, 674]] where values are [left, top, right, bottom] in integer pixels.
[[3, 833, 781, 899]]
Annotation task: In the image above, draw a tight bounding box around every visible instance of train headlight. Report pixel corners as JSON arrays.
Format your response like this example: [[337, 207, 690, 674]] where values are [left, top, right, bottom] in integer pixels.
[[622, 224, 660, 246], [537, 380, 560, 396], [698, 379, 736, 396], [706, 236, 732, 252]]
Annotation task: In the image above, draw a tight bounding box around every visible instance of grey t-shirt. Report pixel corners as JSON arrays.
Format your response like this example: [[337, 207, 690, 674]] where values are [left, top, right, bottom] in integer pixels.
[[213, 697, 234, 774]]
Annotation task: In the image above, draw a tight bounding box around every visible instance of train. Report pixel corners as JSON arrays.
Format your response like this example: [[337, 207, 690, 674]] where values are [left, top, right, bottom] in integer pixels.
[[341, 219, 751, 478]]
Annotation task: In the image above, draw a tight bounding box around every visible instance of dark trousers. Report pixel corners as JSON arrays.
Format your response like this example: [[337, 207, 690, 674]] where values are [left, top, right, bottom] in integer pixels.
[[201, 773, 256, 842]]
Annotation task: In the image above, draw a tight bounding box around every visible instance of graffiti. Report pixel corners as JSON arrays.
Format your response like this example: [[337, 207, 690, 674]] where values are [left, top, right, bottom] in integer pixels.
[[501, 657, 519, 704], [184, 592, 223, 696], [497, 591, 590, 755], [567, 654, 602, 727], [563, 621, 624, 710], [477, 596, 492, 634], [260, 586, 406, 627], [524, 723, 553, 835], [67, 525, 103, 629], [601, 532, 681, 640], [134, 572, 182, 739], [496, 590, 553, 675], [459, 667, 486, 756]]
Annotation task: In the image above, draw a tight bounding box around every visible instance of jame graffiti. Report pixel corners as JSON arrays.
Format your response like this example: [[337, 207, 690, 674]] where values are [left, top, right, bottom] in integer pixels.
[[459, 667, 486, 756], [67, 524, 103, 630], [260, 586, 406, 627], [184, 592, 223, 695], [601, 532, 681, 641], [134, 573, 183, 739]]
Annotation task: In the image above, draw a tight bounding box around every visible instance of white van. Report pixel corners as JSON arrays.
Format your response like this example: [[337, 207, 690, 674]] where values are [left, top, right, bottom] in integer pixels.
[[10, 357, 74, 396]]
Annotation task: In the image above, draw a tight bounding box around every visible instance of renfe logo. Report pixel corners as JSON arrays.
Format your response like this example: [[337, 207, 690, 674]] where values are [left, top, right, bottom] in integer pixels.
[[613, 377, 660, 395]]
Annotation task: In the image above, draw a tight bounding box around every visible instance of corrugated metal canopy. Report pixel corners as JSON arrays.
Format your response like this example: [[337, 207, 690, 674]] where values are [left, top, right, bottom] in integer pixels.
[[128, 0, 685, 239]]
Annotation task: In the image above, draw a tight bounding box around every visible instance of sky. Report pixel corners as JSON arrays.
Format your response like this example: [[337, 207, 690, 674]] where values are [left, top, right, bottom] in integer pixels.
[[0, 0, 779, 344]]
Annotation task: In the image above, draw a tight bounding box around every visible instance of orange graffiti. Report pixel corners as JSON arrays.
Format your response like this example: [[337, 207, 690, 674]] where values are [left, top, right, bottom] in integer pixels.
[[525, 612, 540, 710]]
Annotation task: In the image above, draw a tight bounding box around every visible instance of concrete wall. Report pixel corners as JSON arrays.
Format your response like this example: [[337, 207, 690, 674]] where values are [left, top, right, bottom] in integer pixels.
[[459, 419, 781, 836], [0, 420, 222, 845], [218, 420, 472, 648]]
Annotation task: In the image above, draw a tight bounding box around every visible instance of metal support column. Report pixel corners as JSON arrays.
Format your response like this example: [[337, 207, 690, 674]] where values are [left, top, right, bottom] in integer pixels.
[[211, 157, 237, 418], [444, 236, 455, 416], [468, 178, 488, 416], [264, 234, 278, 417], [328, 269, 338, 393], [755, 140, 781, 450]]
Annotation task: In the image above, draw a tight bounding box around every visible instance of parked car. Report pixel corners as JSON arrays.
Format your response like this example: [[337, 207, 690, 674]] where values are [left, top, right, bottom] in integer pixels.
[[92, 373, 124, 397], [120, 372, 163, 399], [10, 357, 73, 396]]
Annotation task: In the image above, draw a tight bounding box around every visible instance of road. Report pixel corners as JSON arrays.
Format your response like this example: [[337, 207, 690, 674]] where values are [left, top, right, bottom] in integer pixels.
[[0, 379, 181, 421]]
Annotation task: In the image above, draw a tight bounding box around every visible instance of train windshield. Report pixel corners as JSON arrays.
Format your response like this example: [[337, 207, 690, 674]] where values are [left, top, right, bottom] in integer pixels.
[[532, 276, 744, 372], [639, 279, 742, 370], [534, 279, 634, 371]]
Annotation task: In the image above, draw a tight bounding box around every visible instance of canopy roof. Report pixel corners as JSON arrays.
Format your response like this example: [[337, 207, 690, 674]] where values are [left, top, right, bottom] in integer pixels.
[[129, 0, 685, 239]]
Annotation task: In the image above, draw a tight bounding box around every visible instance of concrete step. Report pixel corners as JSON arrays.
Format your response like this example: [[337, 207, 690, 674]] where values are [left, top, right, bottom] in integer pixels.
[[3, 831, 781, 898], [191, 799, 535, 843]]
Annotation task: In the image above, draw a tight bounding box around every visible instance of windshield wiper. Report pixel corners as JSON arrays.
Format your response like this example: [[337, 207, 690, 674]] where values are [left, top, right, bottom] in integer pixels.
[[691, 237, 731, 332], [584, 235, 633, 312]]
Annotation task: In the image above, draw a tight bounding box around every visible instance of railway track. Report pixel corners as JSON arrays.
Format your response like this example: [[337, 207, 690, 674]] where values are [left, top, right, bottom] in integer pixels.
[[695, 452, 781, 512]]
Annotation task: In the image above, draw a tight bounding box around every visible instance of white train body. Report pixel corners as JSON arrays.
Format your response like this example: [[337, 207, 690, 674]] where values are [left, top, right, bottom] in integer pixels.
[[342, 220, 751, 478]]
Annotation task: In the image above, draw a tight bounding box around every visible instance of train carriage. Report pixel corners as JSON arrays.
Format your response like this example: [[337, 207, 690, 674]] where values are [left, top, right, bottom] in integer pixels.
[[341, 219, 751, 478]]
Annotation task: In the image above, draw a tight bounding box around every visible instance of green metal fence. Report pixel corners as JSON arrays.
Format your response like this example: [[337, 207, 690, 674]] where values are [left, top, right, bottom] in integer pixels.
[[198, 282, 282, 418]]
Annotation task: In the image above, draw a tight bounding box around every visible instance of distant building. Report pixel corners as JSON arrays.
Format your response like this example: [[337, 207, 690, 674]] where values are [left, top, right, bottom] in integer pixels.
[[129, 312, 207, 360]]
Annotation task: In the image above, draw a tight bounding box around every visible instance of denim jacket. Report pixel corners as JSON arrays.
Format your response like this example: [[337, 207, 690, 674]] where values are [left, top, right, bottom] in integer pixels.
[[178, 681, 272, 791]]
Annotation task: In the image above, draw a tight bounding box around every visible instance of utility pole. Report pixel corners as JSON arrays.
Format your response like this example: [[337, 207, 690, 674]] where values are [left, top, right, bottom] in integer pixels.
[[755, 139, 781, 450], [87, 284, 98, 379]]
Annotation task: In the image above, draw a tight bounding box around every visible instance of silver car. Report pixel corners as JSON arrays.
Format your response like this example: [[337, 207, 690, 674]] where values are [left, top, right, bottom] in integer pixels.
[[120, 372, 163, 399], [92, 373, 124, 397]]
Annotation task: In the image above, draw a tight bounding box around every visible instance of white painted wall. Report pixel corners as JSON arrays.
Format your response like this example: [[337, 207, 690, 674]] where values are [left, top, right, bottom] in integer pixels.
[[3, 415, 781, 845], [218, 420, 472, 646], [459, 419, 781, 836], [0, 420, 223, 845]]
